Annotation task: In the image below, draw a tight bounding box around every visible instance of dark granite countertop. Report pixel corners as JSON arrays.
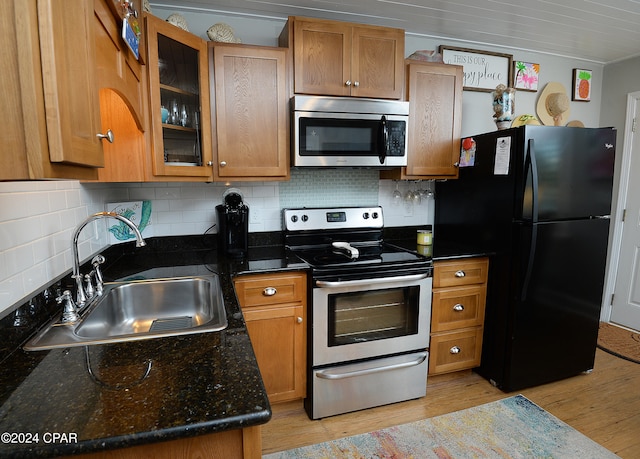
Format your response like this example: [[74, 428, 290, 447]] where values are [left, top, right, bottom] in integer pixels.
[[384, 227, 494, 261], [0, 235, 300, 459]]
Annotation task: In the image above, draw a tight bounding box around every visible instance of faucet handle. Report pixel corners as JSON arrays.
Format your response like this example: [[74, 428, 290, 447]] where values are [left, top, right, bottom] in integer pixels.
[[57, 290, 79, 323], [84, 273, 95, 300], [91, 255, 105, 295], [73, 273, 87, 307]]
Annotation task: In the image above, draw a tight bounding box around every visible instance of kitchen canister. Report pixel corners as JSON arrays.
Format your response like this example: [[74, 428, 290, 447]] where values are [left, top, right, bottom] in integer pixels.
[[417, 227, 433, 246]]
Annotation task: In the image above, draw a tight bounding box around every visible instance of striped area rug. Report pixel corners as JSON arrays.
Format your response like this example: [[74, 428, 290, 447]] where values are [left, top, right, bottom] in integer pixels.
[[264, 395, 618, 459]]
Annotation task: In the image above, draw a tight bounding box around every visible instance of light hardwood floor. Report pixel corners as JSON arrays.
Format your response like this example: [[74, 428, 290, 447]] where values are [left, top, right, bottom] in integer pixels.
[[262, 349, 640, 458]]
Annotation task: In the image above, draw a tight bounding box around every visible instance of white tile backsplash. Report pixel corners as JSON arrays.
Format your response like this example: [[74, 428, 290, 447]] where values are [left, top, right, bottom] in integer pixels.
[[1, 174, 433, 318]]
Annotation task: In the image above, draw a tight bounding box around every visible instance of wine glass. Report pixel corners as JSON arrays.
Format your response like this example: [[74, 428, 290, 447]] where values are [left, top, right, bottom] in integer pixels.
[[392, 182, 402, 205]]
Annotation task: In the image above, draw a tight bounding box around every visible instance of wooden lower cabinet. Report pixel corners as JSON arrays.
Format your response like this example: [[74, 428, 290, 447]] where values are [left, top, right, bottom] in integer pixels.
[[429, 257, 488, 375], [69, 425, 261, 459], [234, 272, 307, 403]]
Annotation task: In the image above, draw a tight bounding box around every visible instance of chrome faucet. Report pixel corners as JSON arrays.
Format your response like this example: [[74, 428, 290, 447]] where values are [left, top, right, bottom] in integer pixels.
[[71, 211, 146, 312]]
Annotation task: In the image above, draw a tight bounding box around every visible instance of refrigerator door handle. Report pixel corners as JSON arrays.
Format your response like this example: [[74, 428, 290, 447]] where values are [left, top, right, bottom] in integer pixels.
[[525, 139, 539, 223], [521, 139, 539, 301]]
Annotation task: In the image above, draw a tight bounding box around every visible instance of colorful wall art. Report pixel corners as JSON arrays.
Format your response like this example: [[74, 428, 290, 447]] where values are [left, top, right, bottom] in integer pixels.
[[513, 61, 539, 92]]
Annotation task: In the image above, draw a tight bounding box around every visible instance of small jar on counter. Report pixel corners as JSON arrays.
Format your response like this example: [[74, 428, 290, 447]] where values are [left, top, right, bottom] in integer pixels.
[[417, 226, 433, 246]]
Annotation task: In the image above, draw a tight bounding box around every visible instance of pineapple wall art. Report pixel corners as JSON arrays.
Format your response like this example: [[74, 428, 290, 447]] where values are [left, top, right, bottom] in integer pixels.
[[572, 68, 592, 102]]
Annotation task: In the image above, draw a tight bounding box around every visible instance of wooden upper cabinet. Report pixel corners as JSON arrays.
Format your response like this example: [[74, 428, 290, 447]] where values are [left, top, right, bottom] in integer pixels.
[[282, 17, 404, 99], [351, 25, 405, 99], [382, 60, 463, 180], [145, 13, 213, 180], [38, 0, 104, 168], [210, 43, 289, 181]]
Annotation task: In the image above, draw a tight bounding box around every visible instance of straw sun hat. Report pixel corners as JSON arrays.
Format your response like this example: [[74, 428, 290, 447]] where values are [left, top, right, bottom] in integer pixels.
[[536, 82, 571, 126]]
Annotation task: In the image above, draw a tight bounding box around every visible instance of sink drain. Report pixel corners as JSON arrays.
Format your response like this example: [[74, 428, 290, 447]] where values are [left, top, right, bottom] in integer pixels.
[[149, 316, 193, 332]]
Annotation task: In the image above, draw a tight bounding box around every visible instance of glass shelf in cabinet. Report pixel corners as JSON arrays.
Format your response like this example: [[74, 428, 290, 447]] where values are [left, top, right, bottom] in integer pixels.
[[162, 124, 198, 133], [160, 83, 198, 97]]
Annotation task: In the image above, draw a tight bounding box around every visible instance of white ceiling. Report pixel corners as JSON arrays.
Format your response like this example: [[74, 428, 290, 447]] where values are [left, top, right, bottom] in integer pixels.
[[152, 0, 640, 64]]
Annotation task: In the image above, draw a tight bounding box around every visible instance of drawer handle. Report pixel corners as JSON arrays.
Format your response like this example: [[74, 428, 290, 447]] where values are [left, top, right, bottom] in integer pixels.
[[263, 287, 277, 296], [454, 270, 466, 278], [449, 346, 461, 354], [453, 303, 465, 312]]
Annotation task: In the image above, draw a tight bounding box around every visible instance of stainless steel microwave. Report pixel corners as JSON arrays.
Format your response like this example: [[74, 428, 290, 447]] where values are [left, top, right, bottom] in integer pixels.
[[292, 96, 409, 168]]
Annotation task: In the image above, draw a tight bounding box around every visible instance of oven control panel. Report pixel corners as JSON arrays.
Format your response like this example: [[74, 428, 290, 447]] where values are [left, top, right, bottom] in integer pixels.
[[284, 206, 383, 231]]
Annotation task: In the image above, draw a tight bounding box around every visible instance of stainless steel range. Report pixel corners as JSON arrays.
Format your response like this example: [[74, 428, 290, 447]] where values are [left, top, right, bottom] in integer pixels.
[[284, 206, 433, 419]]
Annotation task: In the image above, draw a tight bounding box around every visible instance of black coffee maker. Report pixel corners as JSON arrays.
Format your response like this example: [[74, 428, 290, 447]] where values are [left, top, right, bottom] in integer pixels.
[[216, 189, 249, 258]]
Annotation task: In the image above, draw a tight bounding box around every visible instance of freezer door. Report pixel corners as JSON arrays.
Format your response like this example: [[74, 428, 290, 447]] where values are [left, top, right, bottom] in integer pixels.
[[522, 126, 615, 222], [505, 217, 609, 391]]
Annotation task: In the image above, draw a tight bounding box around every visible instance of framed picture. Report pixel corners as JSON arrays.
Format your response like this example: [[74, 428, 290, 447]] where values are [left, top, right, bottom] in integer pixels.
[[513, 61, 539, 92], [572, 68, 592, 101], [439, 45, 513, 92]]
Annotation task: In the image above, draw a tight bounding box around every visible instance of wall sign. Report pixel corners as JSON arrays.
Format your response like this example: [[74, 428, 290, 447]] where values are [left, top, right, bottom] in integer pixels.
[[439, 46, 513, 92]]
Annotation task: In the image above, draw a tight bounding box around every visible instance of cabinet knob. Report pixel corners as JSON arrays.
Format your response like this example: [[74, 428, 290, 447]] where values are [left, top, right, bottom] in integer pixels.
[[453, 161, 460, 167], [296, 317, 303, 324], [207, 161, 213, 166], [453, 303, 465, 312], [449, 346, 461, 354], [345, 80, 352, 87], [96, 129, 114, 143], [454, 270, 466, 278], [263, 287, 277, 296], [353, 81, 360, 87], [220, 161, 227, 167]]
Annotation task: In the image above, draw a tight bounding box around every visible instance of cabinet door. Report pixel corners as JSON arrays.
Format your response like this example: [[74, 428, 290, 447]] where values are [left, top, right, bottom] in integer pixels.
[[243, 304, 306, 403], [351, 25, 404, 99], [405, 61, 463, 178], [292, 19, 351, 96], [93, 0, 145, 128], [212, 44, 289, 180], [94, 0, 146, 182], [38, 0, 104, 167], [146, 14, 213, 180]]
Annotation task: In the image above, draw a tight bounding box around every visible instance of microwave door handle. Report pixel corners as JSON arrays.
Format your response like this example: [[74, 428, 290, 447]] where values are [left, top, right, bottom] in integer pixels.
[[378, 115, 388, 164]]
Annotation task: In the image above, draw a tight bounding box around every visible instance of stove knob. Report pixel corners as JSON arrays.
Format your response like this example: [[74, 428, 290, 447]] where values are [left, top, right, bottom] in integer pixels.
[[301, 214, 309, 222], [372, 212, 379, 219], [363, 212, 369, 219], [290, 215, 298, 223]]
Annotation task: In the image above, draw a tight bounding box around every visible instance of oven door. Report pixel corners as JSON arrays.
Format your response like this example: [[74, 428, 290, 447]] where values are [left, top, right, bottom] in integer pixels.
[[312, 272, 432, 367]]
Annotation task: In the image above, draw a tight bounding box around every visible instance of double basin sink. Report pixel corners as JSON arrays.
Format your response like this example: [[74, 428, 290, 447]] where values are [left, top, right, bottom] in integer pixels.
[[24, 275, 228, 351]]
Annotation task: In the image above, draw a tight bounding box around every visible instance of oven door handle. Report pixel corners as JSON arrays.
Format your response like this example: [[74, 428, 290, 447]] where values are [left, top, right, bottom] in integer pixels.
[[315, 273, 429, 288], [315, 352, 427, 380]]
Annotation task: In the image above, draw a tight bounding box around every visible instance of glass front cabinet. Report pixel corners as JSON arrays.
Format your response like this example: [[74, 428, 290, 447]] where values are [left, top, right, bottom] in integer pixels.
[[145, 14, 213, 180]]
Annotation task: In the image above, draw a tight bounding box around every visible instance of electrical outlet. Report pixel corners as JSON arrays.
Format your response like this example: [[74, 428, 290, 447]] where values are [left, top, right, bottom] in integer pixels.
[[250, 207, 262, 224]]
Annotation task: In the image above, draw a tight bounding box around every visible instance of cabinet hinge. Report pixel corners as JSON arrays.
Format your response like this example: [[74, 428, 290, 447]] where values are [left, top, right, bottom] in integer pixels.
[[633, 118, 637, 133], [610, 293, 615, 305], [622, 209, 627, 222]]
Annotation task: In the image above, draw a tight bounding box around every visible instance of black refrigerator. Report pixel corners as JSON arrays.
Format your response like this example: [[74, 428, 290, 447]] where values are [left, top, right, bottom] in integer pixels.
[[435, 125, 616, 391]]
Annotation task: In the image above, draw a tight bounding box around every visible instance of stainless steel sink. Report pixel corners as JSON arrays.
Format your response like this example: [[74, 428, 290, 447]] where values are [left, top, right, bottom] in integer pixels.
[[24, 275, 227, 351]]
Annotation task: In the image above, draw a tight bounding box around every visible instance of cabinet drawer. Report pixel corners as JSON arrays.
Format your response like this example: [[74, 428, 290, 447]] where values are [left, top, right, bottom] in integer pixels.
[[234, 272, 306, 308], [431, 285, 486, 332], [433, 257, 488, 288], [429, 328, 483, 375]]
